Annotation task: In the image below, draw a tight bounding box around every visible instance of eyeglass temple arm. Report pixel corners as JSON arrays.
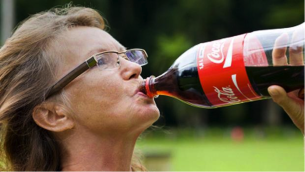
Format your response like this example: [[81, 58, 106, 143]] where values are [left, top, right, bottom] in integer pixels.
[[46, 57, 97, 98]]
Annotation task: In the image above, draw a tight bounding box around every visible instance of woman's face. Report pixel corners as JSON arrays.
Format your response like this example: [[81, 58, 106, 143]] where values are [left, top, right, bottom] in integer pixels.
[[55, 27, 160, 137]]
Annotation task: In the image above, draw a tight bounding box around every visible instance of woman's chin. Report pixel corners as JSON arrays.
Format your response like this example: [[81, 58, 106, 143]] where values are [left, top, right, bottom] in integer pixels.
[[133, 105, 160, 130]]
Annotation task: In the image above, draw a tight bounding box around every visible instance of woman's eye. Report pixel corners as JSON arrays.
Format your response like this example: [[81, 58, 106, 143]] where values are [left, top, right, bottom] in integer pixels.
[[97, 58, 105, 66]]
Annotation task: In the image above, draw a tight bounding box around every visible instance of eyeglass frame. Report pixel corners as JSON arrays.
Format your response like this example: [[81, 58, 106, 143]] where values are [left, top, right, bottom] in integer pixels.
[[45, 48, 148, 99]]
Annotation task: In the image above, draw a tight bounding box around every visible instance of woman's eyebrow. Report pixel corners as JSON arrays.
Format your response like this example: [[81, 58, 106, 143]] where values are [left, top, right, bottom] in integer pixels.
[[86, 46, 126, 58], [86, 48, 107, 57]]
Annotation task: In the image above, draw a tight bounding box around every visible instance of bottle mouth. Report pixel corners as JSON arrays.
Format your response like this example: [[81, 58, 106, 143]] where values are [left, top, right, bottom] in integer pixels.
[[141, 76, 156, 98], [139, 80, 147, 94]]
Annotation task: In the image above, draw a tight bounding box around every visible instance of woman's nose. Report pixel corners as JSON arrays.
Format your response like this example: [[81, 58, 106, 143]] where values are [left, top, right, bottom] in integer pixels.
[[119, 58, 142, 80]]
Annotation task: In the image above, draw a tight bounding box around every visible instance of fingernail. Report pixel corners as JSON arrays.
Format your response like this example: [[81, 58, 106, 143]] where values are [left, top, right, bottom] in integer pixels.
[[268, 88, 278, 97]]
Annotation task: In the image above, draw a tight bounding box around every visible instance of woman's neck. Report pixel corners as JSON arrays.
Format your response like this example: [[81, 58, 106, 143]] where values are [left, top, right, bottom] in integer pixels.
[[59, 129, 139, 171]]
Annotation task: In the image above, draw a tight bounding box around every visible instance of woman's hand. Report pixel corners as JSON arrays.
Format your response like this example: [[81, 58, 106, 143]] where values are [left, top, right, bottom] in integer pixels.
[[268, 86, 304, 134], [268, 29, 304, 134]]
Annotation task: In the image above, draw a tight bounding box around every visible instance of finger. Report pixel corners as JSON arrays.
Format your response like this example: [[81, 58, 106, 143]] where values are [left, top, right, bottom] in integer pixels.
[[272, 33, 289, 66], [268, 85, 304, 132], [268, 85, 301, 118], [289, 27, 304, 65], [298, 88, 304, 99]]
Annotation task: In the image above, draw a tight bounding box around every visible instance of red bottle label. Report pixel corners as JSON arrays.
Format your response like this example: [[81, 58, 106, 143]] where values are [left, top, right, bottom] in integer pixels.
[[197, 34, 263, 107]]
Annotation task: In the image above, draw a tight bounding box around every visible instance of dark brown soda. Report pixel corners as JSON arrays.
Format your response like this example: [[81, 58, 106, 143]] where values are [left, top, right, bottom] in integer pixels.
[[144, 65, 304, 108], [246, 66, 304, 96], [149, 65, 212, 107]]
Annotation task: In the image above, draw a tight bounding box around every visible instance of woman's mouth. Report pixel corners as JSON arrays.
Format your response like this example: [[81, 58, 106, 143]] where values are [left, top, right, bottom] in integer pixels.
[[135, 81, 151, 98]]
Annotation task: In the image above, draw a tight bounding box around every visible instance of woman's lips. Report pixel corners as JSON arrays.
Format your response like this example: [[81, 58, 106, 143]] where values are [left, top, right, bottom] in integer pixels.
[[137, 91, 149, 98], [134, 80, 147, 96], [133, 79, 154, 100]]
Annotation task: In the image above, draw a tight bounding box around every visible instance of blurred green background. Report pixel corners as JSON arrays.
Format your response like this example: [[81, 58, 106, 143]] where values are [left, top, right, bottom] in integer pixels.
[[0, 0, 304, 171]]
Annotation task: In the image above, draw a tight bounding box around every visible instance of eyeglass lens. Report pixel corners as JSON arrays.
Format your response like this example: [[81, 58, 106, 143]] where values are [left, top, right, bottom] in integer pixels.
[[96, 50, 148, 70], [125, 50, 148, 66], [96, 53, 119, 70]]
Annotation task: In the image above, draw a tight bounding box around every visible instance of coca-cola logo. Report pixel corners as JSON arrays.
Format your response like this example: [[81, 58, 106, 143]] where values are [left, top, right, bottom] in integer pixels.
[[213, 86, 240, 103], [207, 39, 225, 64]]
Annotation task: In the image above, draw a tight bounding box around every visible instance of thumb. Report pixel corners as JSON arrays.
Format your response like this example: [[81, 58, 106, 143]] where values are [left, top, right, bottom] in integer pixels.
[[268, 85, 299, 114]]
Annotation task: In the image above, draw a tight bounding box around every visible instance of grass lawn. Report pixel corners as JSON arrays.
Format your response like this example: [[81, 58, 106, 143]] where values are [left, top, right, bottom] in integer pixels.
[[136, 127, 304, 171]]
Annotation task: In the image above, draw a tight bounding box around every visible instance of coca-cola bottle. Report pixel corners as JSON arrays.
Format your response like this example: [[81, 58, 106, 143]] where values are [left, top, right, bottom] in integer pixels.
[[141, 23, 304, 108]]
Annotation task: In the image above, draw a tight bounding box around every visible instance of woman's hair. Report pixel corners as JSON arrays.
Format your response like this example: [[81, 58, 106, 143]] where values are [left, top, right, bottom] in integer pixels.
[[0, 6, 145, 171]]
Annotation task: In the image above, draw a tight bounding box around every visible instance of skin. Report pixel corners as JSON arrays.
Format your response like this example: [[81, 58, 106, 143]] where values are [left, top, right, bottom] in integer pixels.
[[268, 29, 304, 134], [33, 26, 160, 171]]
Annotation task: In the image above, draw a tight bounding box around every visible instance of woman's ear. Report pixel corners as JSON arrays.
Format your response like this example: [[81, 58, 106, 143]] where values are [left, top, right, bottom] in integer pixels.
[[32, 102, 74, 132]]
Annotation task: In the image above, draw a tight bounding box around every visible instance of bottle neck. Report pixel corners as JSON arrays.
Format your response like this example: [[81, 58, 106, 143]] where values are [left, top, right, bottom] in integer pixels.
[[142, 67, 179, 98], [143, 76, 157, 98]]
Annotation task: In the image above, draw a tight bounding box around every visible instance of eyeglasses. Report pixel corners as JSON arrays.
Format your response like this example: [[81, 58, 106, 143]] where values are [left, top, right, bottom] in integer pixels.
[[45, 48, 148, 99]]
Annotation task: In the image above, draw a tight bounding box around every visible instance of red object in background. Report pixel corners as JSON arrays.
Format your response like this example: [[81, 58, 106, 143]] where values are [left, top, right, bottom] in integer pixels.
[[231, 126, 244, 142]]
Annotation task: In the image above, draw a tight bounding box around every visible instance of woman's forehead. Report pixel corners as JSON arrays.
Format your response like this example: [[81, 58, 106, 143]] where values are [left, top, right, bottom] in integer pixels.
[[50, 27, 125, 73], [63, 27, 124, 59]]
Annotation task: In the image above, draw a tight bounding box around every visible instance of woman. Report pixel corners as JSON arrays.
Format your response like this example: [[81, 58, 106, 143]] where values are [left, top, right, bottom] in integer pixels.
[[0, 6, 159, 171], [0, 6, 303, 171]]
